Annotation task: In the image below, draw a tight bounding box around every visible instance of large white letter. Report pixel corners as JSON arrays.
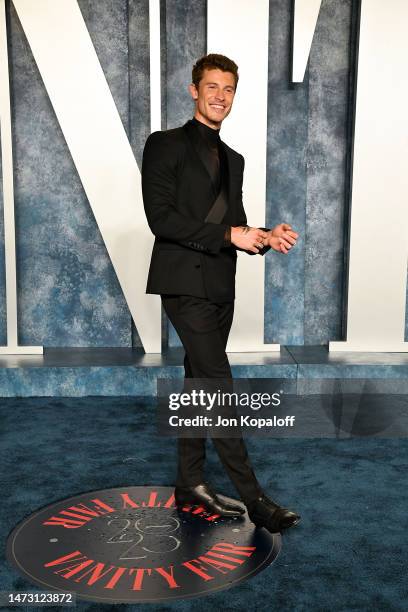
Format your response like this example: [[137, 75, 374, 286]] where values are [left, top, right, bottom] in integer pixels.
[[329, 0, 408, 352], [0, 0, 42, 353], [208, 0, 279, 352], [293, 0, 408, 352], [10, 0, 161, 352], [292, 0, 322, 82]]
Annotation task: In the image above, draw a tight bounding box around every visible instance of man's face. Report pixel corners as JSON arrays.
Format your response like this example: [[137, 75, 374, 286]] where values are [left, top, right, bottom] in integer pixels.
[[189, 68, 236, 128]]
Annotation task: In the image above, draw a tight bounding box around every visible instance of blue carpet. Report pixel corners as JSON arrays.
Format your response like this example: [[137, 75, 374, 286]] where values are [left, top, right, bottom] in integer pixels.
[[0, 397, 407, 611]]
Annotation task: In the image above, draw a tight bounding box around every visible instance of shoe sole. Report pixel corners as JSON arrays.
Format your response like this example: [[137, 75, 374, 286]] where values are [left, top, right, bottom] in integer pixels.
[[282, 516, 301, 529], [249, 515, 301, 532]]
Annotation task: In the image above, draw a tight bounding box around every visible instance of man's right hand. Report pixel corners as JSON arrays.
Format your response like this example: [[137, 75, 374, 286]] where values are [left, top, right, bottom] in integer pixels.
[[231, 226, 268, 253]]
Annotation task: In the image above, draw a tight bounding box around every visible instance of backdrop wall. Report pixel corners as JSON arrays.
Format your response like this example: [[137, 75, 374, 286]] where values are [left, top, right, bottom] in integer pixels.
[[0, 0, 406, 348]]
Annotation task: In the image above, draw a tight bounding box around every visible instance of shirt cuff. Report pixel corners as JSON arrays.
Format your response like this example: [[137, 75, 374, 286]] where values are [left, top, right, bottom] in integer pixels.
[[222, 226, 231, 247]]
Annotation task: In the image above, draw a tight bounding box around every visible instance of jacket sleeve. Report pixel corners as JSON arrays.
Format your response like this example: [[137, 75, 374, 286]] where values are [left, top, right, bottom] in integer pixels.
[[234, 155, 271, 256], [142, 131, 228, 254]]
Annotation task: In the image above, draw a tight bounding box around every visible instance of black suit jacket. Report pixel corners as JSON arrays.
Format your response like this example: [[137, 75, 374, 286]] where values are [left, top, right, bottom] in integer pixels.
[[142, 119, 270, 302]]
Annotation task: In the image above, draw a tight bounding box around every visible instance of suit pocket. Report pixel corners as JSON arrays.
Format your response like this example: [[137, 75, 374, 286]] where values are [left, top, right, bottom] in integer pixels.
[[147, 248, 204, 296]]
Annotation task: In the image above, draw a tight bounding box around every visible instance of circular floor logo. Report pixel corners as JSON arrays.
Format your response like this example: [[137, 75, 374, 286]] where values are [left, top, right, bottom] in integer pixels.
[[7, 486, 281, 603]]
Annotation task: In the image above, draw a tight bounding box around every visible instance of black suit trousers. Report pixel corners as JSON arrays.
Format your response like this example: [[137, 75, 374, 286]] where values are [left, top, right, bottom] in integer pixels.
[[161, 294, 263, 504]]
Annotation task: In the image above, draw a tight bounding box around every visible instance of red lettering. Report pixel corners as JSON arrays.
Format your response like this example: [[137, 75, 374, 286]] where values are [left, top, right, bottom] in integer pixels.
[[72, 562, 116, 585], [203, 513, 221, 521], [59, 511, 95, 522], [205, 551, 245, 565], [105, 567, 127, 589], [163, 493, 175, 508], [212, 542, 256, 556], [191, 506, 206, 514], [89, 498, 115, 514], [44, 550, 86, 567], [66, 503, 102, 518], [129, 567, 152, 590], [44, 499, 115, 528], [155, 565, 179, 589], [182, 559, 214, 581], [178, 505, 220, 521], [43, 517, 85, 528], [142, 491, 159, 507], [120, 493, 140, 509], [198, 555, 236, 573], [56, 559, 95, 578]]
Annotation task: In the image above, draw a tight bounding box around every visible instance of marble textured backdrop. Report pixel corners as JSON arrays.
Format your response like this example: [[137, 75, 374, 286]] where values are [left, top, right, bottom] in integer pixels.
[[0, 0, 406, 348]]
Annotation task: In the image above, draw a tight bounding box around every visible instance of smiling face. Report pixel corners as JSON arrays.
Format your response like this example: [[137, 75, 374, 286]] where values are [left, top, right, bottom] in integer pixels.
[[188, 68, 236, 129]]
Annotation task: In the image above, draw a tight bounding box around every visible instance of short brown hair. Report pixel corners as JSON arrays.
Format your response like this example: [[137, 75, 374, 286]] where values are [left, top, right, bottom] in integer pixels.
[[192, 53, 239, 90]]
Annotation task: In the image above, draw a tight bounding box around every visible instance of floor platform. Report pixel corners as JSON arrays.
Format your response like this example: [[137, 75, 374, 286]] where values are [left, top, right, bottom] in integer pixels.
[[0, 346, 407, 396]]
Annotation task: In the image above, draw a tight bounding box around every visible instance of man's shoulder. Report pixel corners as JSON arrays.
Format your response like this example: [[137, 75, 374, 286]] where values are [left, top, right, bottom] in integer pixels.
[[144, 126, 187, 149]]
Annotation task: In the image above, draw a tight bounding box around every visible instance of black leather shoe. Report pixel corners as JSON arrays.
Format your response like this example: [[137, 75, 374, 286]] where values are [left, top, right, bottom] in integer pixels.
[[246, 494, 301, 532], [174, 483, 245, 517]]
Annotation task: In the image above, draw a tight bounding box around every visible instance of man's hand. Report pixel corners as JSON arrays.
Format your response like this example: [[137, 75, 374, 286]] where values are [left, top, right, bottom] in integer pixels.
[[231, 226, 269, 253], [266, 223, 299, 254]]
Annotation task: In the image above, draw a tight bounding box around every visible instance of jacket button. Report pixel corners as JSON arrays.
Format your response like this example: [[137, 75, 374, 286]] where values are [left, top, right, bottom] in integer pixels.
[[195, 264, 201, 268]]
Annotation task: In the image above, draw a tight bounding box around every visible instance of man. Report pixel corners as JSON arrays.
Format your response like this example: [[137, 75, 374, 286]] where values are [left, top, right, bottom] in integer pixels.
[[142, 53, 300, 533]]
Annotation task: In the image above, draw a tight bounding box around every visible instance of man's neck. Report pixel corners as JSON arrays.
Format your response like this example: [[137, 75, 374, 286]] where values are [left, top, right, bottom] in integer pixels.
[[193, 112, 221, 131]]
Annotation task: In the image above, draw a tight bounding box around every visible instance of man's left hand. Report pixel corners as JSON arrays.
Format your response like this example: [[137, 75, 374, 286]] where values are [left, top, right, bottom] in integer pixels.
[[265, 223, 299, 254]]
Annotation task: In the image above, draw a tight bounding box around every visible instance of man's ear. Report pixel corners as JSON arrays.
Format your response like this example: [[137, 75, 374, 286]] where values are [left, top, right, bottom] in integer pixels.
[[188, 83, 198, 100]]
